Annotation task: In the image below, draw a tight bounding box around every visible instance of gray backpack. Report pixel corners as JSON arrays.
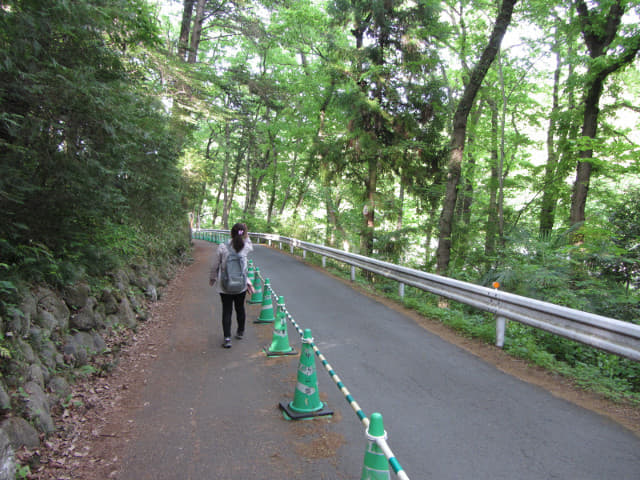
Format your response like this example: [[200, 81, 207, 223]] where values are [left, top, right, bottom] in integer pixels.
[[221, 242, 247, 293]]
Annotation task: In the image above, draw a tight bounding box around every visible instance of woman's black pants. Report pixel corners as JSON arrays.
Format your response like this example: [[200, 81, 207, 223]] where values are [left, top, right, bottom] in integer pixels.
[[219, 291, 247, 338]]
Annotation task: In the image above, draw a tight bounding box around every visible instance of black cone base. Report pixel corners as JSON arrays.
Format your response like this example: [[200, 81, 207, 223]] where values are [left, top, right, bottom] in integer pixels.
[[264, 346, 297, 357], [279, 401, 333, 420]]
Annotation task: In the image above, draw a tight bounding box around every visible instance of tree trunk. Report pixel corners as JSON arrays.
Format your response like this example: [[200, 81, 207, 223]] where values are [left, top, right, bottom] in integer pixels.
[[539, 48, 562, 236], [497, 55, 507, 244], [229, 157, 242, 210], [224, 147, 244, 229], [187, 0, 206, 64], [569, 0, 640, 228], [436, 134, 463, 274], [325, 189, 346, 248], [198, 183, 206, 226], [541, 39, 578, 236], [569, 76, 602, 226], [246, 152, 267, 218], [361, 157, 377, 256], [279, 146, 299, 216], [221, 123, 230, 228], [485, 98, 499, 257], [436, 0, 519, 275], [397, 177, 404, 230], [267, 139, 278, 226], [459, 163, 474, 226], [204, 127, 221, 226], [292, 186, 306, 221], [459, 102, 484, 233], [212, 187, 222, 226], [312, 79, 337, 238], [178, 0, 195, 61]]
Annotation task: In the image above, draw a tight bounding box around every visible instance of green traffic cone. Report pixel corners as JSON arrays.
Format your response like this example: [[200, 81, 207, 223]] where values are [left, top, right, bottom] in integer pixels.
[[248, 259, 254, 273], [255, 280, 275, 323], [361, 413, 390, 480], [248, 268, 263, 304], [279, 329, 333, 420], [265, 297, 296, 356], [248, 262, 255, 285]]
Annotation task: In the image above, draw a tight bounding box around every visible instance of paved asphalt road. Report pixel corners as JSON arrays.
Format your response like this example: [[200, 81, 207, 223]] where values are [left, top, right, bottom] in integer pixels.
[[118, 240, 640, 479]]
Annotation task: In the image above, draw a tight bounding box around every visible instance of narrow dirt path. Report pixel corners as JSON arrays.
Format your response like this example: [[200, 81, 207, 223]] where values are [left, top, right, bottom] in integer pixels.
[[37, 240, 353, 480]]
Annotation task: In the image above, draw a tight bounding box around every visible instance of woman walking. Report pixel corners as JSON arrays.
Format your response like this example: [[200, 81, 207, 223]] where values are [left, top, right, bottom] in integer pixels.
[[209, 223, 254, 348]]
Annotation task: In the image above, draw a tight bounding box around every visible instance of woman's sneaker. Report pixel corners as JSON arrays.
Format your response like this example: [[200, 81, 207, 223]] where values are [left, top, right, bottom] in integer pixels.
[[235, 331, 244, 340], [222, 337, 232, 348]]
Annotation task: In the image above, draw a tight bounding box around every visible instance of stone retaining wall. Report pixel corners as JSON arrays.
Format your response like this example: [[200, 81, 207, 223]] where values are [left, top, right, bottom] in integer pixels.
[[0, 259, 180, 478]]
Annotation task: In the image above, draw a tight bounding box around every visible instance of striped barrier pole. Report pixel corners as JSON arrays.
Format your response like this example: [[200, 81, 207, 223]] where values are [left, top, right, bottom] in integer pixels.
[[283, 302, 410, 479], [254, 267, 410, 479]]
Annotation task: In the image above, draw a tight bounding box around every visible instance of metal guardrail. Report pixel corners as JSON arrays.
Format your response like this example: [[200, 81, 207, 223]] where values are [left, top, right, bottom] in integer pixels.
[[195, 229, 640, 362]]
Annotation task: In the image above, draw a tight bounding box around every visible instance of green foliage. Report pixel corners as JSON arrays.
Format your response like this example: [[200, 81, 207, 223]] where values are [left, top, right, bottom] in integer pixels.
[[596, 188, 640, 292], [16, 464, 31, 480], [243, 215, 278, 236], [372, 227, 418, 264], [0, 267, 19, 356], [476, 224, 640, 322], [75, 364, 98, 378], [0, 0, 190, 286], [504, 323, 640, 403], [0, 333, 11, 360]]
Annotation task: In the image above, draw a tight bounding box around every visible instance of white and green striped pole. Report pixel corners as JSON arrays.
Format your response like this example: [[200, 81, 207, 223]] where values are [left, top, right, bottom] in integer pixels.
[[267, 279, 410, 479]]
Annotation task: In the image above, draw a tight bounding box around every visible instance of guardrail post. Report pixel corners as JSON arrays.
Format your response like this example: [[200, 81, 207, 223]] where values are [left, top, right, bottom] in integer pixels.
[[322, 256, 326, 268], [496, 316, 507, 348], [279, 241, 282, 249], [290, 244, 294, 254], [302, 250, 306, 259], [351, 266, 356, 282], [268, 239, 272, 246], [399, 283, 405, 299]]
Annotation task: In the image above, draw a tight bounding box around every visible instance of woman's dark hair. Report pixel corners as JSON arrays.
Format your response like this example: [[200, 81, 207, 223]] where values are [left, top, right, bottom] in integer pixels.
[[230, 223, 248, 252]]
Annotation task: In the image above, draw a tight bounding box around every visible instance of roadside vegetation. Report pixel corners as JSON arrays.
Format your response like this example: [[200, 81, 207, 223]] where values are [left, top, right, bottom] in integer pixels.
[[1, 1, 191, 328]]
